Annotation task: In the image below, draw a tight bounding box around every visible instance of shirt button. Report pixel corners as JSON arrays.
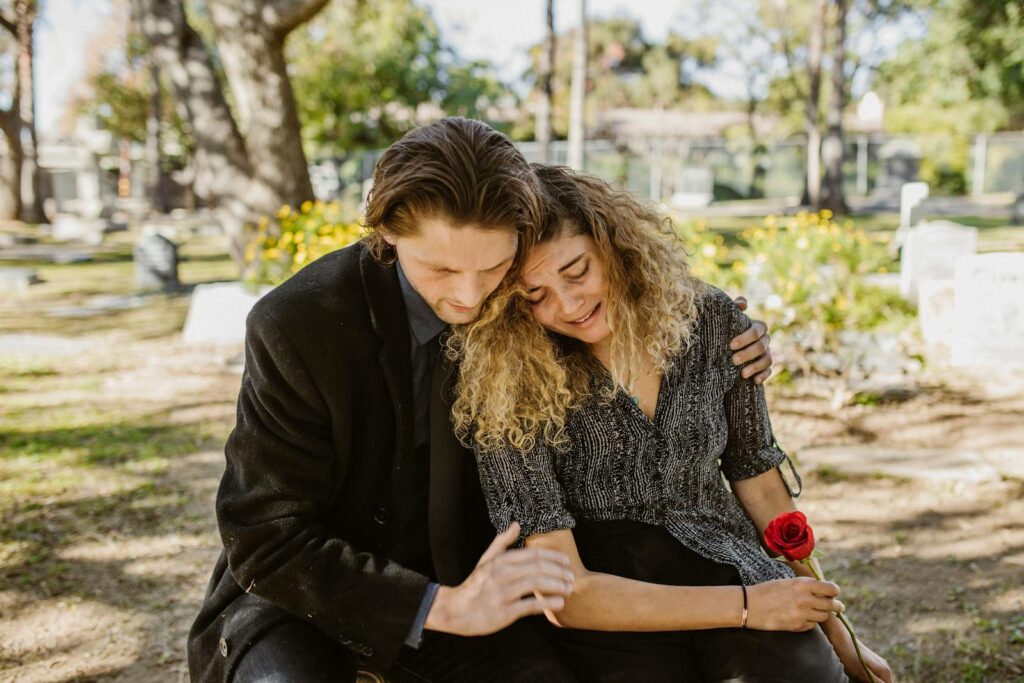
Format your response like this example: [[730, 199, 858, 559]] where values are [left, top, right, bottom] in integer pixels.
[[218, 637, 229, 657], [374, 507, 391, 525]]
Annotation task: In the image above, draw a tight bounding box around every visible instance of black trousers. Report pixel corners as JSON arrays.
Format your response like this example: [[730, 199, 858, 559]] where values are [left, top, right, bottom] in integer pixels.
[[231, 614, 578, 683], [554, 519, 848, 683]]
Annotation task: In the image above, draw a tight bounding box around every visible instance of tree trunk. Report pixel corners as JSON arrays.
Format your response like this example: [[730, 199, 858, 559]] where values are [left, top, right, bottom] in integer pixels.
[[15, 0, 43, 223], [146, 59, 170, 213], [803, 0, 825, 208], [819, 0, 848, 215], [535, 0, 555, 163], [208, 0, 320, 207], [0, 107, 22, 219], [567, 0, 587, 170], [133, 0, 324, 266]]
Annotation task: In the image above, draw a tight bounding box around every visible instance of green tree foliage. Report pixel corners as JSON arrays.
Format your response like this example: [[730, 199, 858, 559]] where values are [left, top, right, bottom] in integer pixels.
[[72, 31, 190, 164], [518, 17, 717, 140], [287, 0, 508, 155], [875, 0, 1023, 192]]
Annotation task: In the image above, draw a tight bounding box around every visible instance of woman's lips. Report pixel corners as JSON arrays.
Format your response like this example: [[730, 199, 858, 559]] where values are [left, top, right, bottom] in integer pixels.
[[568, 302, 600, 327]]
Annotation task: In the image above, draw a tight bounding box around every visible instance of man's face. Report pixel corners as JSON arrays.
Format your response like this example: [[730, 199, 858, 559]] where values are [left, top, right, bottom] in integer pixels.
[[387, 217, 519, 325]]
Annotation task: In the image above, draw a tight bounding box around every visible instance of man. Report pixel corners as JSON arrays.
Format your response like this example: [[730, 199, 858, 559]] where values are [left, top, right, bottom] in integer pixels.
[[187, 117, 775, 682]]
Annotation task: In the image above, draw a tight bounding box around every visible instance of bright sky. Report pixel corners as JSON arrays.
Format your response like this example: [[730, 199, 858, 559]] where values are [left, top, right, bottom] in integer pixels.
[[34, 0, 918, 136]]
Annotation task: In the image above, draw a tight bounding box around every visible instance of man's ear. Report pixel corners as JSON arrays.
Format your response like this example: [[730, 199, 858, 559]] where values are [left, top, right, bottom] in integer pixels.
[[382, 232, 398, 246]]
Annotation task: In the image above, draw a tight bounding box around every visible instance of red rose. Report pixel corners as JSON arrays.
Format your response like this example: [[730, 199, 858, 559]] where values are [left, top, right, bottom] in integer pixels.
[[763, 511, 815, 561]]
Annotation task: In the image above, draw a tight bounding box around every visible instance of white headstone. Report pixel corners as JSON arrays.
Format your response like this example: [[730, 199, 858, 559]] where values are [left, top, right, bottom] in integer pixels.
[[182, 282, 274, 345], [899, 182, 929, 230], [917, 278, 956, 348], [891, 181, 930, 254], [51, 214, 108, 245], [899, 220, 978, 303], [0, 267, 39, 292], [951, 253, 1024, 368]]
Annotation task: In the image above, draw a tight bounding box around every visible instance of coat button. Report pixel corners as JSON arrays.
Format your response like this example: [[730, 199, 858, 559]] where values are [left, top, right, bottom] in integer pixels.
[[218, 637, 229, 657], [374, 507, 390, 524]]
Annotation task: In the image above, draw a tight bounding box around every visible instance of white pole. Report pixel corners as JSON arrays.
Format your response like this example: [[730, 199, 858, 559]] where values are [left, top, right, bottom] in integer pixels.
[[567, 0, 587, 170]]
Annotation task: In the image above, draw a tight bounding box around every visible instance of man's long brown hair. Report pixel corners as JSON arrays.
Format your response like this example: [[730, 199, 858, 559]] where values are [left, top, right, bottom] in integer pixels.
[[363, 117, 542, 263]]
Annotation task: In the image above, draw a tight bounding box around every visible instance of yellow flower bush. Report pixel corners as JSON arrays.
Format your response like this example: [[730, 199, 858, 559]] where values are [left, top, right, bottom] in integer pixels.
[[245, 201, 365, 285], [674, 218, 744, 291], [676, 210, 915, 379], [734, 211, 915, 377]]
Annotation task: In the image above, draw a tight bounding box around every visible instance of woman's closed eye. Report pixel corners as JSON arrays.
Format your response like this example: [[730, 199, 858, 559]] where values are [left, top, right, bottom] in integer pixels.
[[526, 259, 590, 305], [567, 262, 589, 281]]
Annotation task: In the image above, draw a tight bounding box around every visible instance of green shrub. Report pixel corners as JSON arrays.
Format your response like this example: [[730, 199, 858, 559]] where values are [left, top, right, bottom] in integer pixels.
[[734, 210, 915, 364]]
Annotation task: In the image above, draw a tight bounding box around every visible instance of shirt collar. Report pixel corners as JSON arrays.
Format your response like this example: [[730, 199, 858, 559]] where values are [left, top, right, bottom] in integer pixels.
[[396, 260, 448, 346]]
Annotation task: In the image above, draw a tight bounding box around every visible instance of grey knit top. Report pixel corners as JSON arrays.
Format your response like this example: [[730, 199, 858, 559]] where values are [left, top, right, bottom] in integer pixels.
[[473, 285, 799, 586]]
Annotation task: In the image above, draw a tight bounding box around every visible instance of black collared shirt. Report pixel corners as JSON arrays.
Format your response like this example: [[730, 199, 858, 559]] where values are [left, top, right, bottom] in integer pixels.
[[396, 261, 448, 449]]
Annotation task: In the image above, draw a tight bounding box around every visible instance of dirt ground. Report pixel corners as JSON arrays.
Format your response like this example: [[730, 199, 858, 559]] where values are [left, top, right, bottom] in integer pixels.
[[1, 251, 1022, 681]]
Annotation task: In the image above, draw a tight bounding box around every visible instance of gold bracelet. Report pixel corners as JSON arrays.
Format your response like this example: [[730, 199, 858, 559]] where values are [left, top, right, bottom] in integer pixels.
[[740, 584, 749, 628]]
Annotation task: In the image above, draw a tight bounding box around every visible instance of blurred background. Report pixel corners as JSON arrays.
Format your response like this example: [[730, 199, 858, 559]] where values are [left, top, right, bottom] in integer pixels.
[[1, 1, 1022, 681]]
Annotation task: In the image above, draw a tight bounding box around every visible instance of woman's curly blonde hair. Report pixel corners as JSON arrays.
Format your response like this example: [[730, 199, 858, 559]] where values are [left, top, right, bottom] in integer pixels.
[[449, 165, 704, 452]]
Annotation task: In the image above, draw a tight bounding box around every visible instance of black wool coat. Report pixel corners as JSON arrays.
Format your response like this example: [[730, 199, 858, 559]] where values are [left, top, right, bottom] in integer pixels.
[[187, 242, 495, 681]]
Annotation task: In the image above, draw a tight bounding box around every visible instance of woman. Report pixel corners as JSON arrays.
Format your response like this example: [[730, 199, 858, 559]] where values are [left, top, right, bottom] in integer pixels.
[[449, 165, 894, 682]]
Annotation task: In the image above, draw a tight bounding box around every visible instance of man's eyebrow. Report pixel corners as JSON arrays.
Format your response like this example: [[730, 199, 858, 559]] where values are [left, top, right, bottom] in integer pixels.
[[486, 255, 515, 271], [424, 255, 514, 272], [525, 253, 587, 293]]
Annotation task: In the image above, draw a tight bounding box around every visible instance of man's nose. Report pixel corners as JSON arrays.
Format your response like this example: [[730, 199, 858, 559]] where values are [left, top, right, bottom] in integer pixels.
[[452, 273, 486, 308]]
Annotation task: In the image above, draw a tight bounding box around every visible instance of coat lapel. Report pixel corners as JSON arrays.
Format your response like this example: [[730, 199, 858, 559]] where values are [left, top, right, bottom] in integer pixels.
[[359, 249, 414, 473], [428, 349, 477, 584]]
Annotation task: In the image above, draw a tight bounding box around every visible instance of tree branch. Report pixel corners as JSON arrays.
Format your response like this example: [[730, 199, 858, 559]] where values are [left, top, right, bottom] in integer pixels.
[[264, 0, 329, 34], [0, 12, 16, 35]]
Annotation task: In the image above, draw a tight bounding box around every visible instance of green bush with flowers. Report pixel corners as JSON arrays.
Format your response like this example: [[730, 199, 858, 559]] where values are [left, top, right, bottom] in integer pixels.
[[244, 200, 365, 286], [737, 210, 912, 337], [677, 210, 916, 382]]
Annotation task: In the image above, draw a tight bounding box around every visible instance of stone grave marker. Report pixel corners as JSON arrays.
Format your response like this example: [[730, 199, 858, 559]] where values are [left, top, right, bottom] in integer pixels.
[[917, 278, 956, 349], [900, 181, 929, 230], [899, 220, 977, 304], [891, 181, 929, 255], [182, 282, 274, 345], [0, 267, 39, 292], [134, 229, 180, 291], [51, 214, 109, 245], [952, 252, 1024, 369]]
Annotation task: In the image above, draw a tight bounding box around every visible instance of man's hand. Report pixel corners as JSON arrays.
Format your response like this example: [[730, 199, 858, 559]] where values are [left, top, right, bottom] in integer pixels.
[[731, 296, 773, 384], [424, 522, 574, 637]]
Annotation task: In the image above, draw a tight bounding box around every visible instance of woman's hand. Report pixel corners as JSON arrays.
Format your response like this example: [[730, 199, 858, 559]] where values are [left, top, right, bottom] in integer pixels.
[[746, 577, 845, 631], [823, 617, 896, 682]]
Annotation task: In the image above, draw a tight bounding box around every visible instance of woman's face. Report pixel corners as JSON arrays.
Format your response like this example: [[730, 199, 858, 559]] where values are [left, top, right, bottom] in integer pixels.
[[520, 231, 611, 347]]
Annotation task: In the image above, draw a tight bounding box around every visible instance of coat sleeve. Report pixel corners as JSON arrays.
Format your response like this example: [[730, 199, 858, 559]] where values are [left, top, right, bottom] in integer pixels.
[[216, 304, 431, 664]]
